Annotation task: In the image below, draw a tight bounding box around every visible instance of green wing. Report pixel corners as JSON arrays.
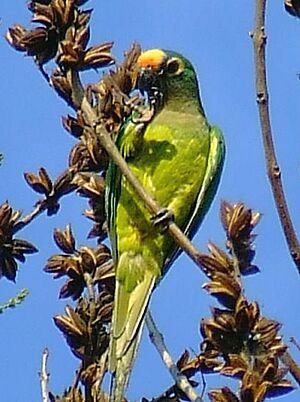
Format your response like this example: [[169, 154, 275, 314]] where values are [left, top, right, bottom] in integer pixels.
[[105, 119, 133, 262], [186, 126, 225, 237], [164, 125, 225, 271], [105, 148, 121, 262], [106, 114, 146, 262]]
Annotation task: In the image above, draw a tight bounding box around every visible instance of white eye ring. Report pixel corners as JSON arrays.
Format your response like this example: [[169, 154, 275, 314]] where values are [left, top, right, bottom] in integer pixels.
[[166, 58, 180, 75]]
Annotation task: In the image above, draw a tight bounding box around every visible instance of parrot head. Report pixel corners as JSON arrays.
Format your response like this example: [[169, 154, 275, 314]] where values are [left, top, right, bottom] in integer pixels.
[[137, 48, 203, 113]]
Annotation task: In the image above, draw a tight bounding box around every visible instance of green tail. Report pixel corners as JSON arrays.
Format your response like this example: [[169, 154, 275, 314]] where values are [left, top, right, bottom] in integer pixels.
[[110, 328, 141, 402], [109, 252, 157, 402]]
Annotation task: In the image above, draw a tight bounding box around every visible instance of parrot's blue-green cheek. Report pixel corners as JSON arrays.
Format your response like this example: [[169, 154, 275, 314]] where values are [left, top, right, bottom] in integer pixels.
[[105, 48, 225, 402]]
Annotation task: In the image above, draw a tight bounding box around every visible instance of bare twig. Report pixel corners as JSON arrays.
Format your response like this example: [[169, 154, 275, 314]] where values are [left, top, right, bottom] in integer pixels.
[[83, 272, 96, 302], [252, 0, 300, 382], [40, 348, 49, 402], [145, 311, 204, 402], [12, 203, 46, 234], [251, 0, 300, 274]]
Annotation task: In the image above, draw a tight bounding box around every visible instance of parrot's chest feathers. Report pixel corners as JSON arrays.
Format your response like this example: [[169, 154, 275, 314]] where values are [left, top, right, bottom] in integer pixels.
[[117, 110, 211, 248]]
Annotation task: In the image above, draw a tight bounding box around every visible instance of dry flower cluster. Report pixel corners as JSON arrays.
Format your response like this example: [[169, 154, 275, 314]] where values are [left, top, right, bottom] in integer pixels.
[[0, 201, 38, 281], [146, 202, 295, 402], [198, 202, 294, 402], [2, 0, 299, 401], [5, 0, 141, 400]]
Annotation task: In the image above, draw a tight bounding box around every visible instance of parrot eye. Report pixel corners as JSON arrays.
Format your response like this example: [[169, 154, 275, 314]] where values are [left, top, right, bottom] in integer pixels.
[[166, 58, 183, 76]]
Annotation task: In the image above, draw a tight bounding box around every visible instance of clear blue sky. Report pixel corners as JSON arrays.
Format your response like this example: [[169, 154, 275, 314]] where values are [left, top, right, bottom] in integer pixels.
[[1, 1, 300, 401]]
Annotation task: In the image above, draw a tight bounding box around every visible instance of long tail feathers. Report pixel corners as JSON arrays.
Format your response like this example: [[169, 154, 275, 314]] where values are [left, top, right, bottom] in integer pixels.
[[109, 268, 156, 402], [110, 325, 143, 402]]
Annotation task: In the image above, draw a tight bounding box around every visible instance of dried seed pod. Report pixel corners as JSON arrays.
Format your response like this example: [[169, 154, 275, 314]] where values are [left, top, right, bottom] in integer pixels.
[[49, 387, 85, 402], [68, 135, 109, 172], [62, 114, 84, 138], [6, 24, 28, 52], [78, 246, 97, 273], [0, 202, 38, 281], [59, 277, 85, 300], [54, 169, 77, 197], [0, 201, 13, 228], [51, 70, 74, 107], [53, 224, 76, 254], [24, 167, 53, 195], [0, 255, 18, 282], [203, 273, 241, 309], [208, 387, 240, 402], [45, 252, 85, 300], [30, 2, 55, 27], [57, 40, 83, 67], [198, 242, 234, 278], [219, 201, 261, 276], [12, 239, 38, 262], [56, 304, 88, 337], [76, 8, 92, 26], [75, 25, 90, 50], [45, 254, 80, 277], [73, 172, 105, 198]]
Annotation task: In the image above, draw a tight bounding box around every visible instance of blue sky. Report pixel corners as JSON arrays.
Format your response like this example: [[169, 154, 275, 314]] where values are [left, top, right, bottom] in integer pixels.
[[1, 1, 300, 401]]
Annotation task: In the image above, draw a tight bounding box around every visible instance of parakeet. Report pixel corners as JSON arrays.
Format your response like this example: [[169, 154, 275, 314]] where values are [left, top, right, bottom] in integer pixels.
[[106, 48, 225, 402]]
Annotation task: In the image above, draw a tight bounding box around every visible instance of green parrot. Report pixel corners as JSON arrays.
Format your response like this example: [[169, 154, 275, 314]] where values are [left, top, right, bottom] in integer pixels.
[[106, 48, 225, 402]]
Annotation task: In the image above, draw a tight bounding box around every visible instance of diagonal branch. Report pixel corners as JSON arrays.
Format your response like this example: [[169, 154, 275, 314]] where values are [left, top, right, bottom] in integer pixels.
[[145, 311, 204, 402], [251, 0, 300, 274]]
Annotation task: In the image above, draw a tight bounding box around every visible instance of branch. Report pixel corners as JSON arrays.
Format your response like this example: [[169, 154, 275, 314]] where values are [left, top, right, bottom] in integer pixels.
[[12, 203, 46, 234], [251, 0, 300, 274], [40, 348, 49, 402], [83, 272, 96, 302], [145, 311, 204, 402]]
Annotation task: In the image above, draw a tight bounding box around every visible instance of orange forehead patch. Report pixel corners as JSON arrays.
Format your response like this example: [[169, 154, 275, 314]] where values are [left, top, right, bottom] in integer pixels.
[[137, 49, 167, 71]]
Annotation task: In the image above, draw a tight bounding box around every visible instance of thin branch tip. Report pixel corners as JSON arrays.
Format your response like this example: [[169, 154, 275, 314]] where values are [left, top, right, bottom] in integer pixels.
[[252, 0, 300, 274], [40, 348, 49, 402], [146, 311, 204, 402]]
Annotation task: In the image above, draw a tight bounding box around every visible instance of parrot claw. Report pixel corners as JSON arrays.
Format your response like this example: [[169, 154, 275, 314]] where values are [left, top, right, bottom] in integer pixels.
[[131, 106, 155, 124], [151, 208, 175, 230]]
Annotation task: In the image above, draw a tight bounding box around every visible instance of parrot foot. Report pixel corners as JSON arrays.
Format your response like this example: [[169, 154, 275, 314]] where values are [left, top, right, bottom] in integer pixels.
[[131, 107, 155, 124], [151, 208, 175, 231]]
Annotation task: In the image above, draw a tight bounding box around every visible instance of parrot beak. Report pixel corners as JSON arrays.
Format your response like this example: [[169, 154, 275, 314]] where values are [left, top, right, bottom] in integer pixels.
[[137, 67, 161, 94], [136, 49, 167, 93], [137, 67, 164, 111], [137, 49, 168, 110]]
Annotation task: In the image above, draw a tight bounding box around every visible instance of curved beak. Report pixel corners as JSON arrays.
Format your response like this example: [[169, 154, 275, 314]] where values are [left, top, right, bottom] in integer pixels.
[[138, 67, 161, 94], [137, 67, 164, 112]]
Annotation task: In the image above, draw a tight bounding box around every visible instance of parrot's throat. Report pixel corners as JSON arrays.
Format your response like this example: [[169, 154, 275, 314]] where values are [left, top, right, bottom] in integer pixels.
[[164, 77, 205, 116]]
